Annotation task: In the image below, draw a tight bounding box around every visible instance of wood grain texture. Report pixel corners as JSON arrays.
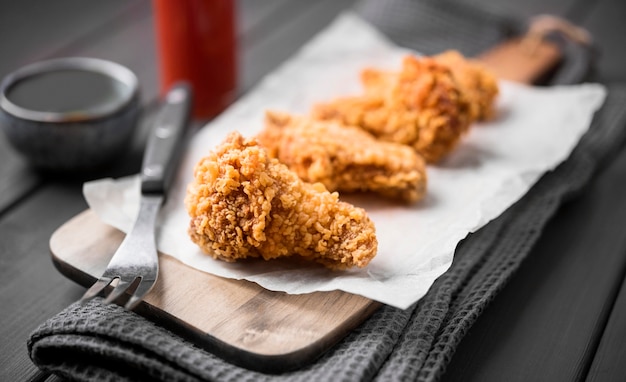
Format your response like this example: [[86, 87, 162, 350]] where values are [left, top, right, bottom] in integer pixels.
[[587, 262, 626, 382], [0, 139, 40, 215], [239, 0, 359, 92], [0, 182, 88, 382], [0, 0, 142, 79], [477, 38, 562, 83], [441, 1, 626, 379], [49, 209, 380, 372], [468, 0, 578, 19], [580, 0, 626, 82], [441, 122, 626, 382]]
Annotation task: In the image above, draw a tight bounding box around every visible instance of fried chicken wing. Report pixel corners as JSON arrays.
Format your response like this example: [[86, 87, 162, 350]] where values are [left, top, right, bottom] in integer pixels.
[[257, 110, 427, 203], [185, 131, 378, 270], [312, 55, 473, 163], [433, 50, 499, 121]]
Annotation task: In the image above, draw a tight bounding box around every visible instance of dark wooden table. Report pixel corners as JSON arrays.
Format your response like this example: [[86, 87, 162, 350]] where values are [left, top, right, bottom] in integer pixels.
[[1, 1, 625, 381]]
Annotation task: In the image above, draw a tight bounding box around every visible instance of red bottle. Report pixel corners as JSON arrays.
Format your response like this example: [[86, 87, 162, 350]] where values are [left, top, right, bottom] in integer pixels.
[[153, 0, 237, 119]]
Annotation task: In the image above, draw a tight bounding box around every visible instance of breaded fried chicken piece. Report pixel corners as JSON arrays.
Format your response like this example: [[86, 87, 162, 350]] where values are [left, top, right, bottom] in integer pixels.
[[313, 55, 472, 163], [433, 50, 499, 121], [257, 110, 427, 203], [185, 131, 378, 270]]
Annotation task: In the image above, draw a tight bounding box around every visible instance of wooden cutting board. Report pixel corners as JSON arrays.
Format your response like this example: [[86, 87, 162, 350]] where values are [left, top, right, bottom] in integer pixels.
[[49, 36, 562, 373], [50, 209, 381, 372]]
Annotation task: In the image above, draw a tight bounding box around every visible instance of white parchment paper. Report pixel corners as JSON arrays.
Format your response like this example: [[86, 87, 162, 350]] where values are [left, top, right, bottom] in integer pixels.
[[83, 13, 606, 309]]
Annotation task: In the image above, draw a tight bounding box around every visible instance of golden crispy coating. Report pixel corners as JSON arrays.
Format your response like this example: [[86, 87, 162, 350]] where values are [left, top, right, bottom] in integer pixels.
[[257, 110, 427, 203], [433, 50, 499, 121], [185, 131, 378, 270], [312, 55, 472, 163]]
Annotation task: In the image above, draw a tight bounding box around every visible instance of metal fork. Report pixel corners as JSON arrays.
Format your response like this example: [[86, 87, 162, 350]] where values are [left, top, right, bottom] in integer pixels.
[[80, 82, 192, 310]]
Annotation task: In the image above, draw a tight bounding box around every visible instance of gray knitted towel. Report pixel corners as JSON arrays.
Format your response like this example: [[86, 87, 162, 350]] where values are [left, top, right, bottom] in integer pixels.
[[28, 0, 626, 381]]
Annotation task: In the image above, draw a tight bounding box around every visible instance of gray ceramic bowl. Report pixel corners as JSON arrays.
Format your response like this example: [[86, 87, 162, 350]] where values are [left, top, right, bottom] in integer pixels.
[[0, 57, 140, 171]]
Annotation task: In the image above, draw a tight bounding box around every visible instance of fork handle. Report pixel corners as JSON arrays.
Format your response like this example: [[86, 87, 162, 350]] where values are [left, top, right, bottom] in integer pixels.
[[141, 82, 193, 196]]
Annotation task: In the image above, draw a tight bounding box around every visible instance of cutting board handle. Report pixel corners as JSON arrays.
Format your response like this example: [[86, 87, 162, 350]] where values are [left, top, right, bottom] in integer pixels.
[[477, 15, 591, 85]]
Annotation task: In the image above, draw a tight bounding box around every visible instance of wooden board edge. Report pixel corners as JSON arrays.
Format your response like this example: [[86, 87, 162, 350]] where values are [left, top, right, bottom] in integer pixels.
[[143, 294, 382, 373], [49, 209, 382, 372]]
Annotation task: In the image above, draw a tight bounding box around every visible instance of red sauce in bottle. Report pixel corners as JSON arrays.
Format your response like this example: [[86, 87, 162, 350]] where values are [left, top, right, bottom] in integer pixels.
[[153, 0, 237, 119]]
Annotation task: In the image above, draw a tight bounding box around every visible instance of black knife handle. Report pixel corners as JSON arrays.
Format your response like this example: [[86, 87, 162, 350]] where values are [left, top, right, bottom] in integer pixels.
[[140, 82, 192, 196]]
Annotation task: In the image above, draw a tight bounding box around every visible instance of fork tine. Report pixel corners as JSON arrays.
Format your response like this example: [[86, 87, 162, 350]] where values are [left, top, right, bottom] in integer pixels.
[[79, 277, 113, 304], [125, 278, 156, 310], [103, 279, 134, 305]]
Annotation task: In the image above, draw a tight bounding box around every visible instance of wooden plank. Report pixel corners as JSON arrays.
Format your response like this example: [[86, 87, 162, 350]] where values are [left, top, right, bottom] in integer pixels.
[[441, 131, 626, 382], [0, 140, 40, 216], [0, 0, 143, 79], [237, 0, 296, 39], [587, 271, 626, 382], [477, 37, 562, 84], [579, 8, 626, 380], [239, 0, 359, 92], [441, 0, 626, 379], [467, 0, 578, 20], [49, 3, 160, 108], [577, 0, 626, 82], [0, 183, 89, 382]]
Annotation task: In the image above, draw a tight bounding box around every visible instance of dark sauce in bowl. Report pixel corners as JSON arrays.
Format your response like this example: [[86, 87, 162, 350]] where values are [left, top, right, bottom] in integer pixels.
[[6, 69, 128, 114], [0, 57, 138, 122], [0, 57, 140, 170]]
